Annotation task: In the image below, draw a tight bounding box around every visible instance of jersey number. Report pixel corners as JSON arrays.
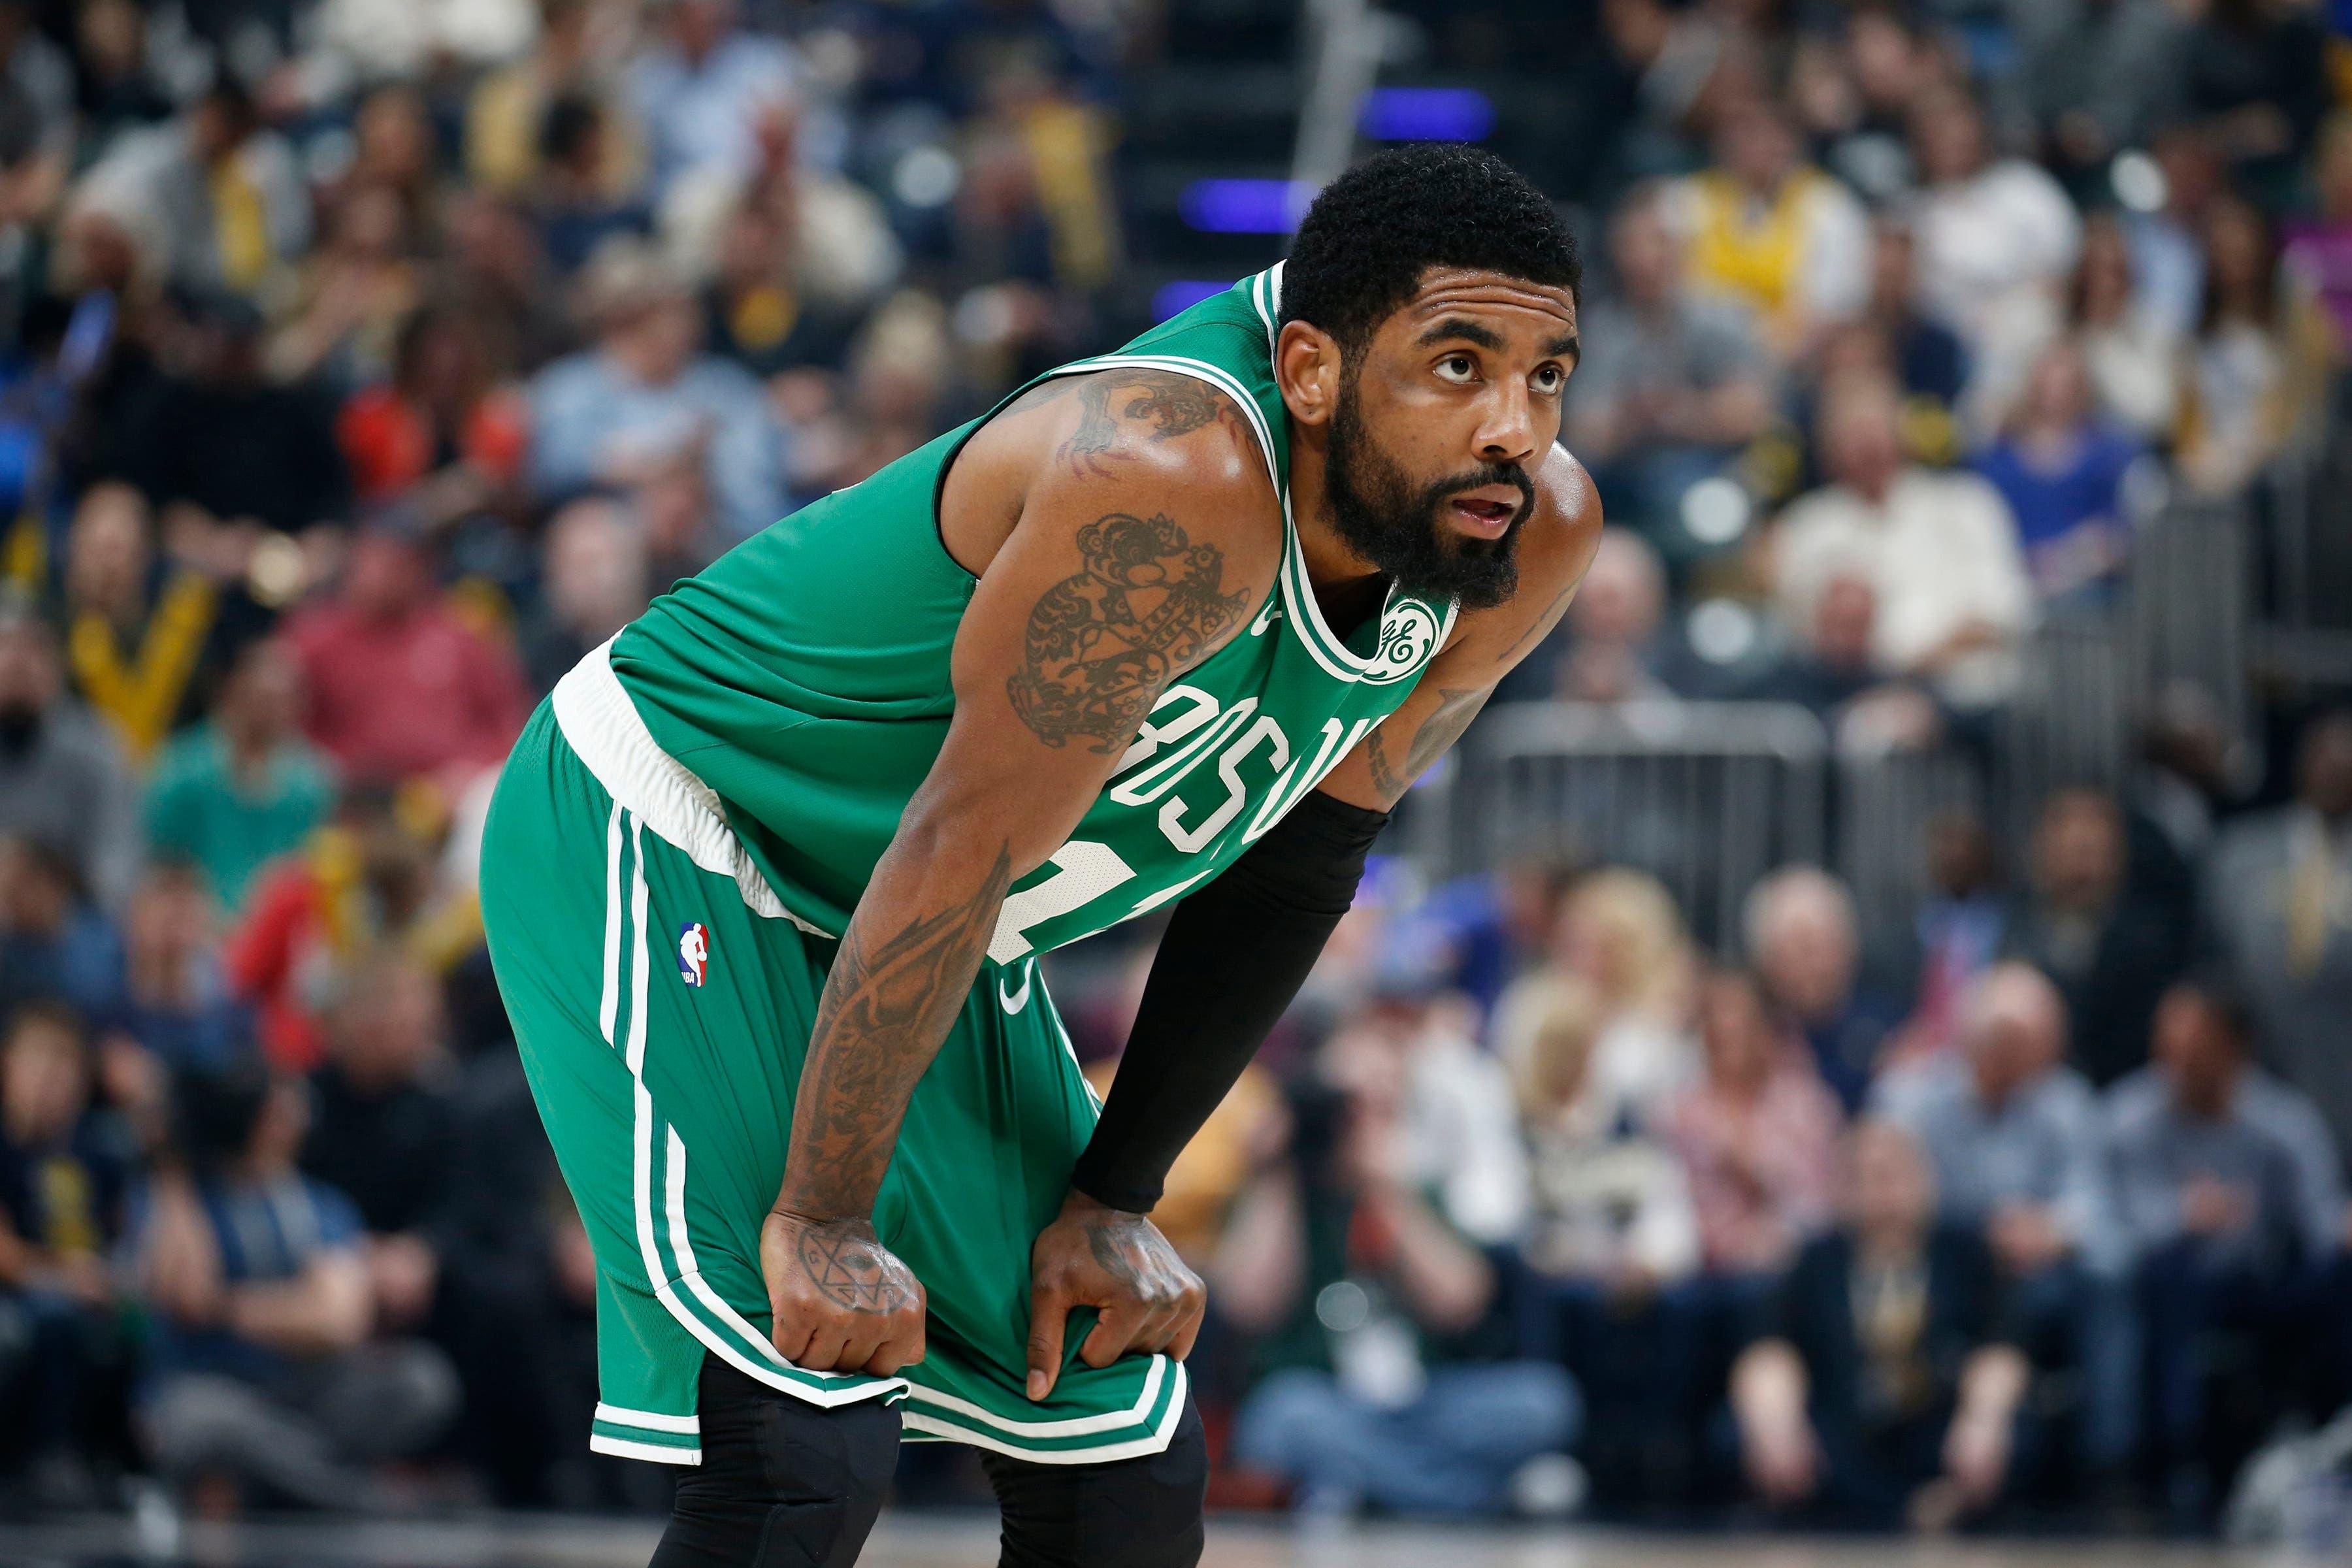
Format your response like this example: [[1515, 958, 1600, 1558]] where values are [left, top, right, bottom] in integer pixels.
[[987, 840, 1136, 965]]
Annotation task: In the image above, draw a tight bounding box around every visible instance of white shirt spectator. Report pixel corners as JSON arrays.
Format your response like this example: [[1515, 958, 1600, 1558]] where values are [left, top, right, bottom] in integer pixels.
[[1774, 467, 2035, 708], [1910, 159, 2083, 346], [1399, 1011, 1532, 1248]]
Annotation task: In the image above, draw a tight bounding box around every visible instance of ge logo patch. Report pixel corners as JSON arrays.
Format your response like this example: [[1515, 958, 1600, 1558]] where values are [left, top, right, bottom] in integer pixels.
[[677, 923, 711, 987], [1364, 601, 1442, 685]]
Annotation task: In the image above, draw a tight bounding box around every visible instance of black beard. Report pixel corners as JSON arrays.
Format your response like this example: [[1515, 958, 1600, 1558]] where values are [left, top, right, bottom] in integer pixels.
[[1323, 378, 1531, 610]]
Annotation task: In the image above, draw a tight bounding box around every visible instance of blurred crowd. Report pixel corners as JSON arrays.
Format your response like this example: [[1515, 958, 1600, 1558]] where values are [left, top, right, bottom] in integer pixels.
[[0, 0, 2349, 1543]]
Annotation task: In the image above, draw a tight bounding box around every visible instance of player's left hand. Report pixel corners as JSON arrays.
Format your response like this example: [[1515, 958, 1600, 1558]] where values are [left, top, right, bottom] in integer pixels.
[[1024, 1190, 1204, 1402]]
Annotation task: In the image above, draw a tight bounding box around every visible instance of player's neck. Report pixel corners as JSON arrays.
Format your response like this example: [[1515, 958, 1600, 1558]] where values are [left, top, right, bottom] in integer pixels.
[[1287, 426, 1392, 634]]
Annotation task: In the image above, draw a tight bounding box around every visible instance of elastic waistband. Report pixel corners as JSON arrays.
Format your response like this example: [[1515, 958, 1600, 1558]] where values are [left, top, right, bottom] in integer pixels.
[[551, 639, 829, 936]]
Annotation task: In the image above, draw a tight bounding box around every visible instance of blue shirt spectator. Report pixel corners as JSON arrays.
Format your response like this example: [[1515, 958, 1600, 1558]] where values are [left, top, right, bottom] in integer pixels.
[[625, 0, 810, 199], [1973, 340, 2149, 604], [2105, 987, 2346, 1276], [1876, 964, 2117, 1276], [529, 242, 789, 544]]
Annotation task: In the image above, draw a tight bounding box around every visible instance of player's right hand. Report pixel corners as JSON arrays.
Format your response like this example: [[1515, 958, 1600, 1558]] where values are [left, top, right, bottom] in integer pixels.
[[762, 1209, 926, 1376]]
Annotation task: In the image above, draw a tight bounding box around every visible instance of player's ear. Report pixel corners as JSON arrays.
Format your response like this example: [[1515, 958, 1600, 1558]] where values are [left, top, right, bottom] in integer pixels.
[[1274, 320, 1341, 431]]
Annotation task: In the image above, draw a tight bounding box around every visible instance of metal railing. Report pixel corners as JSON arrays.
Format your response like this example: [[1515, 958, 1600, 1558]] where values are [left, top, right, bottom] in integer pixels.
[[1436, 700, 1829, 949]]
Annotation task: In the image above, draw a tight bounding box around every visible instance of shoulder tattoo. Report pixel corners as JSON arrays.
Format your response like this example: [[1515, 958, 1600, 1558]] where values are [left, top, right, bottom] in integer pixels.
[[1062, 370, 1241, 478], [1006, 511, 1250, 755]]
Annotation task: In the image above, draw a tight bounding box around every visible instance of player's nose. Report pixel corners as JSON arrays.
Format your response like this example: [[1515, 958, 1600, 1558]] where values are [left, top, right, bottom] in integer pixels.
[[1473, 382, 1539, 466]]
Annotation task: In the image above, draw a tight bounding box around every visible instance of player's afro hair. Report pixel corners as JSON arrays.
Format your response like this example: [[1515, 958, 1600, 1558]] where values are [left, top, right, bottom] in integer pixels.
[[1279, 144, 1580, 357]]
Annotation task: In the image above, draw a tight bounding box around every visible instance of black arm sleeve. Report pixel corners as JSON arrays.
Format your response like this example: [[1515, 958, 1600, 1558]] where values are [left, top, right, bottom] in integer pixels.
[[1068, 789, 1390, 1213]]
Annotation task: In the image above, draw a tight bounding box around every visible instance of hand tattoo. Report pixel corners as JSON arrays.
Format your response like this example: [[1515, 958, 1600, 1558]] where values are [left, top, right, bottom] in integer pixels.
[[797, 1225, 916, 1314], [1006, 512, 1249, 754], [1365, 684, 1492, 806], [1083, 1213, 1152, 1292]]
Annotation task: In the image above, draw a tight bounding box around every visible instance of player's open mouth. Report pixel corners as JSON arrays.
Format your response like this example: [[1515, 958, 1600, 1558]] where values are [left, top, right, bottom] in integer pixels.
[[1448, 491, 1520, 535]]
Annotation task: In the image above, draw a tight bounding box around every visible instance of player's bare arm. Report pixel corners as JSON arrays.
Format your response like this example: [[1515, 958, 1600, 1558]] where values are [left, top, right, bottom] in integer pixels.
[[1323, 447, 1604, 812], [762, 369, 1279, 1378]]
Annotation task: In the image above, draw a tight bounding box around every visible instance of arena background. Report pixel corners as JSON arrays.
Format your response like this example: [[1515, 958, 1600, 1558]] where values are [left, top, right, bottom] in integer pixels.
[[0, 0, 2349, 1563]]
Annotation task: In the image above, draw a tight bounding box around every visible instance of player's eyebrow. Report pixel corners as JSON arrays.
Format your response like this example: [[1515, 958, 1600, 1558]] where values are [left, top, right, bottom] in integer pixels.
[[1544, 332, 1581, 361], [1414, 318, 1504, 351]]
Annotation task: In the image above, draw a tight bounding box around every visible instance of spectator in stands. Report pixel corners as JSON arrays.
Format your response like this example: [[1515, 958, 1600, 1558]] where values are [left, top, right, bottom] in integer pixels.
[[2204, 711, 2352, 1182], [1900, 812, 2006, 1060], [528, 239, 789, 542], [1220, 998, 1576, 1520], [1662, 969, 1840, 1326], [2017, 0, 2187, 198], [1731, 1119, 2032, 1529], [1740, 574, 1942, 753], [2070, 212, 2183, 442], [0, 600, 140, 910], [2180, 0, 2331, 201], [0, 835, 120, 1020], [2106, 977, 2348, 1520], [625, 0, 806, 203], [335, 302, 529, 517], [529, 92, 653, 278], [90, 860, 247, 1092], [1497, 868, 1698, 1119], [1902, 82, 2082, 428], [0, 1002, 129, 1497], [2174, 194, 2334, 498], [145, 638, 335, 915], [284, 518, 527, 790], [69, 0, 171, 150], [1531, 527, 1710, 706], [53, 482, 233, 764], [440, 192, 573, 374], [1973, 338, 2150, 606], [1744, 866, 1901, 1111], [518, 496, 651, 694], [301, 953, 454, 1343], [1772, 372, 2034, 710], [225, 787, 460, 1073], [1874, 964, 2134, 1483], [1567, 185, 1776, 552], [1799, 6, 1939, 209], [2004, 789, 2189, 1090], [105, 288, 350, 540], [1663, 94, 1869, 357], [2282, 112, 2352, 354], [1856, 219, 1968, 420], [266, 186, 422, 389], [134, 1063, 457, 1511], [465, 0, 643, 205], [73, 80, 308, 300], [1507, 975, 1701, 1294]]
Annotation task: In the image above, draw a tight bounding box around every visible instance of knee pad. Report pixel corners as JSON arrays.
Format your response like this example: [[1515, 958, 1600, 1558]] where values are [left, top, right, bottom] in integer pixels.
[[988, 1397, 1207, 1568], [655, 1366, 901, 1568]]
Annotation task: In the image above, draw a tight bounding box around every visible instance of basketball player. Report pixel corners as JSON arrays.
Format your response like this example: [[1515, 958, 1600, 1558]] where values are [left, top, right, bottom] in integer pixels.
[[479, 144, 1599, 1565]]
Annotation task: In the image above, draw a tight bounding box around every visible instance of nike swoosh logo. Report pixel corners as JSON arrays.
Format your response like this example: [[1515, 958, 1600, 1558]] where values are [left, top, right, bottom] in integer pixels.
[[998, 964, 1032, 1014]]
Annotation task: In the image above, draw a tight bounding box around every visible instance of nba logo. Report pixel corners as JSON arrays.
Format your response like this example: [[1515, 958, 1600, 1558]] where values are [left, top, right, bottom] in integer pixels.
[[677, 923, 711, 987]]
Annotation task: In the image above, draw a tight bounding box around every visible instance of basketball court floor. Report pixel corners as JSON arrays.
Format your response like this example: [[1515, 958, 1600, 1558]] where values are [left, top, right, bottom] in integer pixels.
[[0, 1515, 2317, 1568]]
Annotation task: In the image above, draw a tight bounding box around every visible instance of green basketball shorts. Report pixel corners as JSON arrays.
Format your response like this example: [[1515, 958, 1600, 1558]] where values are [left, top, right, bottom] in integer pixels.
[[478, 662, 1188, 1467]]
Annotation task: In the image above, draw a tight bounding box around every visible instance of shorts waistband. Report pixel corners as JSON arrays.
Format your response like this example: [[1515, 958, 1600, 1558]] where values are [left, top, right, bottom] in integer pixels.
[[551, 638, 830, 937]]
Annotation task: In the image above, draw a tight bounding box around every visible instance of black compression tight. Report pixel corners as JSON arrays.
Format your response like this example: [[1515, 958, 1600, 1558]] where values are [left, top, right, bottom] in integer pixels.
[[647, 1358, 1207, 1567]]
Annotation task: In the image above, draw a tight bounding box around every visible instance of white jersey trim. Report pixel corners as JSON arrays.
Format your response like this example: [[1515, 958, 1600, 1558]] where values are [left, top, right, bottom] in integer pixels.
[[552, 639, 832, 936]]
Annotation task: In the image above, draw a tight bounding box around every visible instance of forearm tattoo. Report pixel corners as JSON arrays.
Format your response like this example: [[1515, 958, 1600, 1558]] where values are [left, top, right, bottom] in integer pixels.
[[1364, 684, 1492, 806], [1006, 512, 1249, 755], [782, 845, 1014, 1218]]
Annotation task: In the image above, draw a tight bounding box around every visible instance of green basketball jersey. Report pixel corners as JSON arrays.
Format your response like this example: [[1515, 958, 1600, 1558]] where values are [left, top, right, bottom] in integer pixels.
[[604, 264, 1456, 961]]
